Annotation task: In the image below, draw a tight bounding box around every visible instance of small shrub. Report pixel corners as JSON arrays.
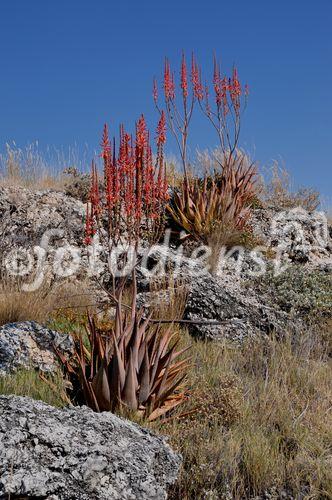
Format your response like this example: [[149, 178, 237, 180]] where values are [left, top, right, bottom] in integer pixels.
[[192, 374, 243, 428], [255, 266, 332, 320], [63, 167, 91, 202]]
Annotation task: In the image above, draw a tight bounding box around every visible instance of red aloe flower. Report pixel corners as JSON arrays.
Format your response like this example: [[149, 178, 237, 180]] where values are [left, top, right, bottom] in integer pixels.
[[213, 56, 222, 108], [221, 76, 229, 116], [229, 67, 242, 114], [181, 53, 188, 99], [164, 59, 175, 100], [84, 202, 95, 245], [105, 156, 114, 210], [136, 114, 148, 151], [90, 160, 101, 217], [134, 116, 148, 222], [86, 116, 168, 245], [156, 110, 166, 145], [191, 54, 203, 101], [153, 78, 158, 103], [143, 144, 153, 209], [101, 123, 111, 161]]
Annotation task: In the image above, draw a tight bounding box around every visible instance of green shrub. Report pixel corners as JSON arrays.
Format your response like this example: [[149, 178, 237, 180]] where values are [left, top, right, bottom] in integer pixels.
[[255, 266, 332, 320]]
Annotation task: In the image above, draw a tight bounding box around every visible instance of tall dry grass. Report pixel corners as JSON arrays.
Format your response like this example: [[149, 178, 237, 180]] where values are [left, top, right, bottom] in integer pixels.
[[0, 141, 90, 190], [148, 273, 189, 321], [0, 278, 97, 327], [261, 162, 320, 212]]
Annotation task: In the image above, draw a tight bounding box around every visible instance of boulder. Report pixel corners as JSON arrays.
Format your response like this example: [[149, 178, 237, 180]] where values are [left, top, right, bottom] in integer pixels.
[[0, 321, 73, 376], [0, 395, 181, 500]]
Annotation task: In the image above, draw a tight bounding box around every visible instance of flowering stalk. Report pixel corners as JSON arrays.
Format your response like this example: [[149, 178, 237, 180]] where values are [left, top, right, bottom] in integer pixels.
[[85, 115, 169, 247], [154, 53, 249, 174], [198, 56, 249, 167], [154, 53, 197, 185]]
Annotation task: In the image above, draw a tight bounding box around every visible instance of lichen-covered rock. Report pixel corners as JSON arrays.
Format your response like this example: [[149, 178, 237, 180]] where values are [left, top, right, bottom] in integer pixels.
[[0, 186, 85, 250], [251, 207, 331, 265], [184, 274, 296, 342], [0, 186, 110, 300], [0, 321, 73, 375], [0, 395, 181, 500]]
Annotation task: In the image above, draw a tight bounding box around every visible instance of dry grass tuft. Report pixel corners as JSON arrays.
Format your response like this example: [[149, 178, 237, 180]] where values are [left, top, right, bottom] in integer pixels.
[[262, 163, 320, 212], [207, 225, 262, 274], [0, 278, 97, 327], [0, 141, 89, 192], [149, 273, 189, 321], [0, 280, 56, 326]]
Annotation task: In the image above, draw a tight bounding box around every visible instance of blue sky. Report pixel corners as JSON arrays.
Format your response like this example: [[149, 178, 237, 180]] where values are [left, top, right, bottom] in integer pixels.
[[0, 0, 331, 198]]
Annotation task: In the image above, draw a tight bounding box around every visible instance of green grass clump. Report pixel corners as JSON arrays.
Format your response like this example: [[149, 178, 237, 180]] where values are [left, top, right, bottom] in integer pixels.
[[0, 369, 67, 408]]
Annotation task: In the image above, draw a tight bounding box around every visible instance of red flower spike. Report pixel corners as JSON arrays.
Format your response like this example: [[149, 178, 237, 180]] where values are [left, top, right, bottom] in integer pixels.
[[156, 110, 166, 145], [181, 53, 188, 99], [136, 115, 148, 151], [163, 59, 175, 101], [191, 54, 204, 101], [84, 202, 94, 245], [90, 160, 101, 217], [86, 116, 169, 244], [101, 124, 111, 161], [153, 78, 158, 103]]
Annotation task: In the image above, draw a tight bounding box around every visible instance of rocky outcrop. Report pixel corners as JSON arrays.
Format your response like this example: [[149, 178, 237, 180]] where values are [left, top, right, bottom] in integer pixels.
[[0, 186, 85, 250], [0, 321, 73, 375], [0, 395, 181, 499], [251, 206, 331, 265], [0, 186, 110, 300]]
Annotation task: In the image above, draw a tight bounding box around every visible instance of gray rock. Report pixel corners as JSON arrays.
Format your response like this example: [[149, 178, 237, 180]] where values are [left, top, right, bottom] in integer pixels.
[[0, 186, 111, 305], [0, 186, 85, 250], [0, 395, 181, 499], [251, 207, 331, 265], [184, 274, 295, 342], [0, 321, 74, 375]]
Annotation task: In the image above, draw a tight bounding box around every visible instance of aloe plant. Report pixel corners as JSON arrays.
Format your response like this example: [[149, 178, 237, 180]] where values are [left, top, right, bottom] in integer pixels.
[[57, 285, 190, 422], [168, 155, 256, 242]]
